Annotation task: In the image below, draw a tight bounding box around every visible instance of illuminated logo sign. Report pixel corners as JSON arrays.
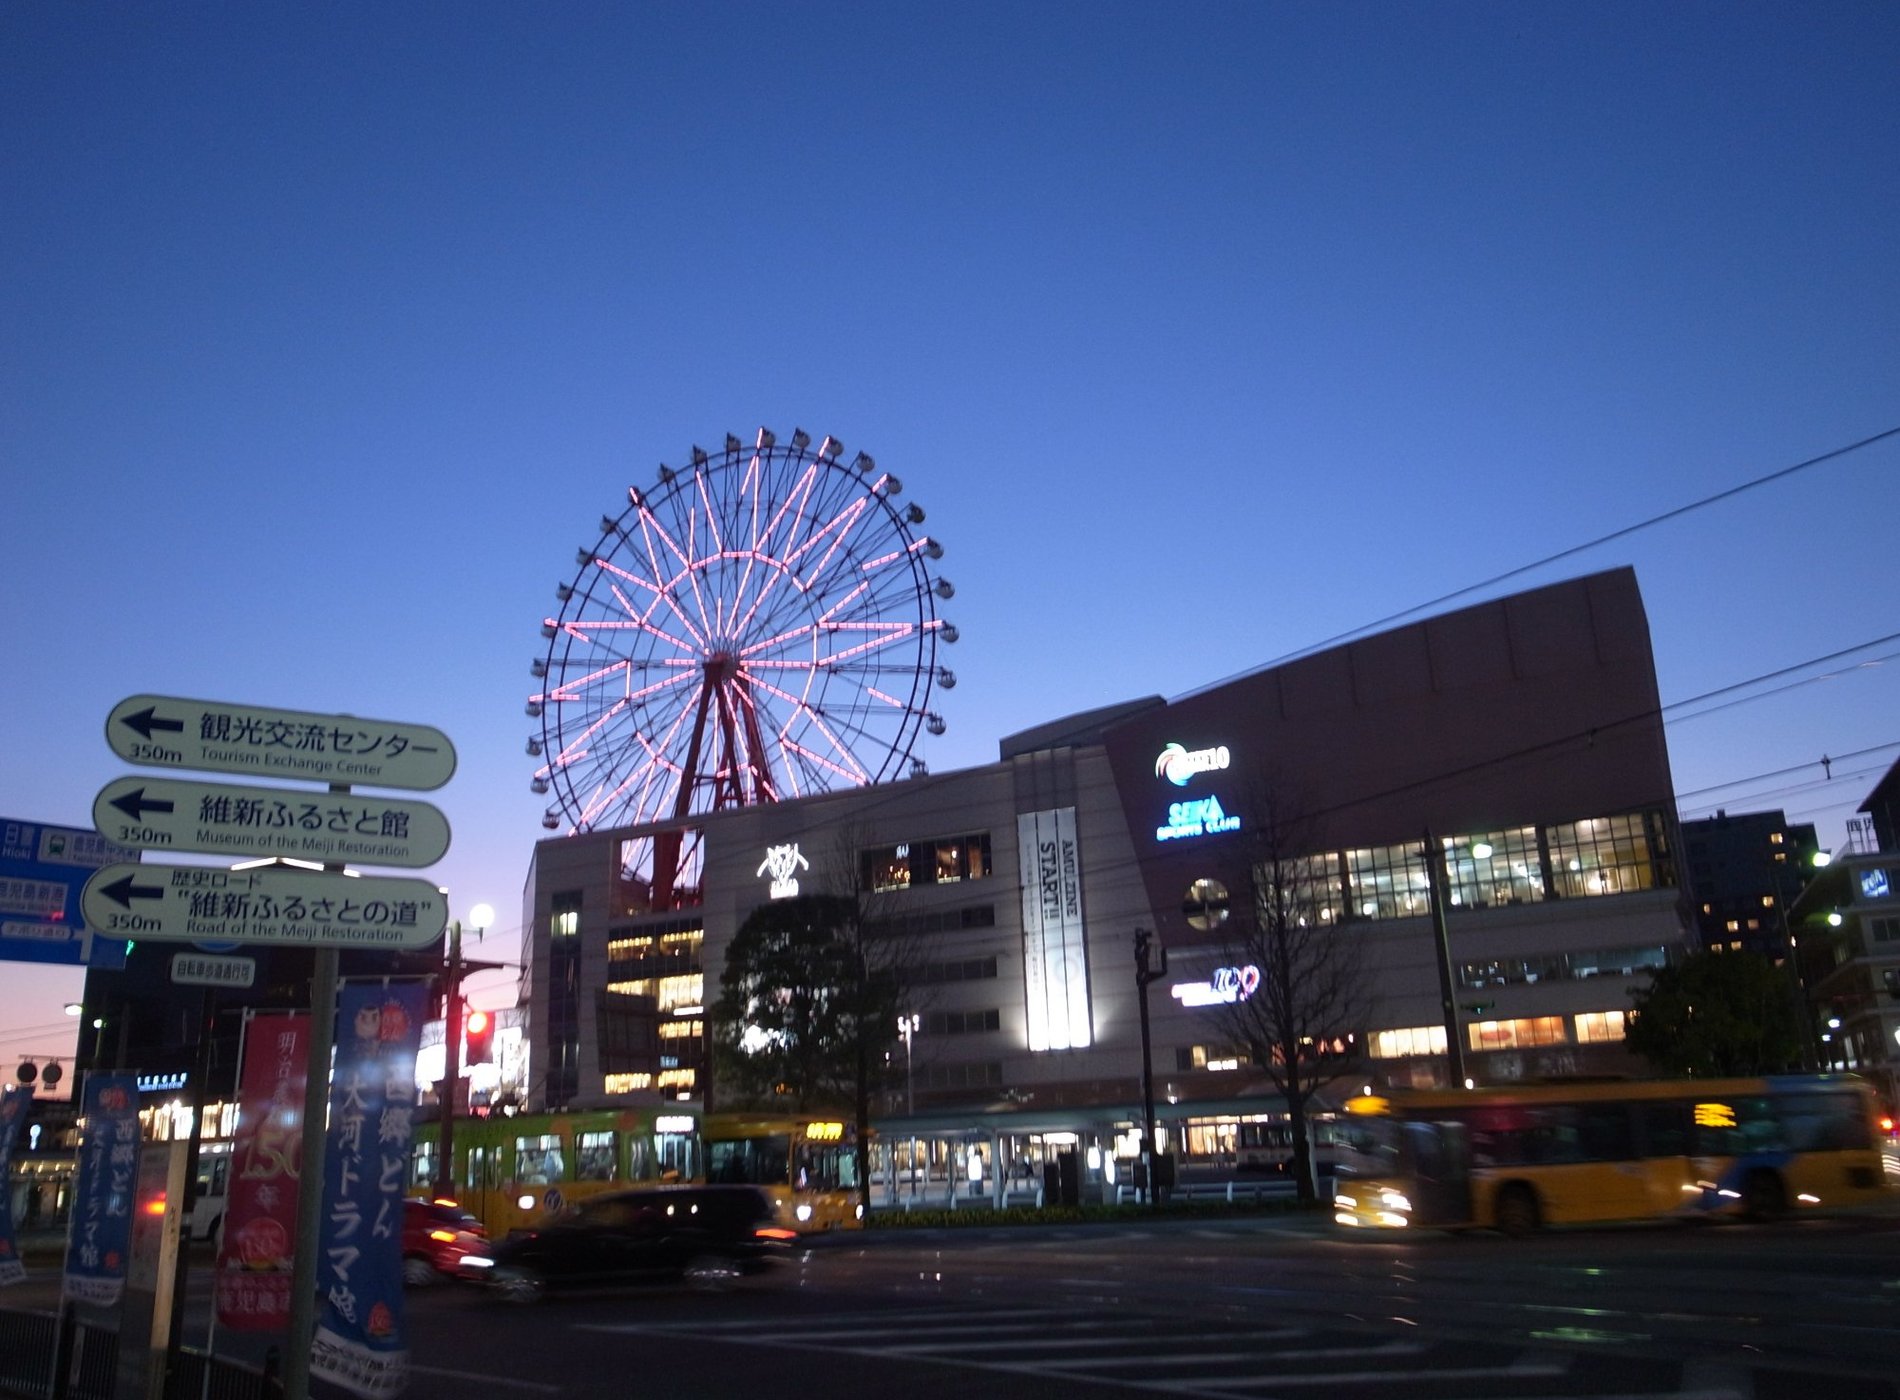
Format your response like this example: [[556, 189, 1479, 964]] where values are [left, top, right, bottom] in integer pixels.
[[1862, 868, 1892, 900], [756, 842, 810, 899], [805, 1121, 845, 1142], [655, 1115, 695, 1134], [1156, 795, 1241, 842], [1155, 742, 1231, 787], [135, 1071, 188, 1093], [1170, 964, 1262, 1008]]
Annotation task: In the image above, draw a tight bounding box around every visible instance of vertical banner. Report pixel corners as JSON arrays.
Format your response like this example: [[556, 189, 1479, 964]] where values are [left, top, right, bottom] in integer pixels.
[[0, 1086, 30, 1286], [62, 1073, 140, 1307], [1017, 807, 1093, 1051], [216, 1013, 310, 1331], [312, 982, 426, 1399]]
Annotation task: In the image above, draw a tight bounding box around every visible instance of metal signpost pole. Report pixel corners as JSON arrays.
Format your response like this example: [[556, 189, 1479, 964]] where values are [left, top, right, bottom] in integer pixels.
[[1423, 829, 1468, 1089], [434, 921, 464, 1199], [1133, 926, 1166, 1209]]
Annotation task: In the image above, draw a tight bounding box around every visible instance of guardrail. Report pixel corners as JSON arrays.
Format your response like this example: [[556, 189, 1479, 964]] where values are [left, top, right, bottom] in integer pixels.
[[0, 1310, 279, 1400]]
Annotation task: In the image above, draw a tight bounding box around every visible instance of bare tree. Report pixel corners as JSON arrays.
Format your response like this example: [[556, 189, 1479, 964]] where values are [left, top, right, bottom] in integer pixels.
[[1209, 782, 1376, 1202]]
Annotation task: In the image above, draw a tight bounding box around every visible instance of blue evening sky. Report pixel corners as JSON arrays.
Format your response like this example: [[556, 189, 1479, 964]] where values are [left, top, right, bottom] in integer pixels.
[[3, 3, 1896, 1070]]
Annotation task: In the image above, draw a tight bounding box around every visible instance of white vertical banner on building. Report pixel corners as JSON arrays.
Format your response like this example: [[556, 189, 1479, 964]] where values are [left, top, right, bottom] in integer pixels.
[[1018, 807, 1092, 1051]]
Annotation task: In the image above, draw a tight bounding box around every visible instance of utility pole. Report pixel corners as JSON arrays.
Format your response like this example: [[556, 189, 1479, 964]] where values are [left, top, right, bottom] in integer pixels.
[[433, 919, 464, 1199], [1133, 926, 1168, 1208], [1423, 829, 1468, 1089]]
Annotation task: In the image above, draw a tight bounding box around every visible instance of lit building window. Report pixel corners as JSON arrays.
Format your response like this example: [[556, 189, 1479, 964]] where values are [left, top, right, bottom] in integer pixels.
[[1442, 827, 1544, 909], [1369, 1025, 1448, 1059], [603, 1073, 653, 1093], [1574, 1010, 1626, 1044], [1466, 1015, 1566, 1051]]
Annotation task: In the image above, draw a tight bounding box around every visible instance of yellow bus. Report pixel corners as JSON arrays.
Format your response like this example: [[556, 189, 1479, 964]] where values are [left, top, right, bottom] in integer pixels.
[[701, 1113, 864, 1233], [411, 1108, 699, 1238], [1332, 1074, 1890, 1236]]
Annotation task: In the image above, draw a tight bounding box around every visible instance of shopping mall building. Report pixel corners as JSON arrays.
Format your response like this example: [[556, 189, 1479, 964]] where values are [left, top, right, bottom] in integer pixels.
[[520, 566, 1691, 1198]]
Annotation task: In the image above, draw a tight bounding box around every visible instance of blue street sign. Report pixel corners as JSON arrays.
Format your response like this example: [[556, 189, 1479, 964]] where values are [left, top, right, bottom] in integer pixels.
[[0, 818, 136, 969]]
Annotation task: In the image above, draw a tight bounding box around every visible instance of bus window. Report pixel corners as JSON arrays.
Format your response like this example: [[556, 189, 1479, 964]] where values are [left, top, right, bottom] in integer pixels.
[[466, 1144, 498, 1191], [1781, 1093, 1873, 1152], [1575, 1103, 1633, 1162], [1636, 1100, 1689, 1157], [516, 1136, 565, 1185], [709, 1135, 790, 1186], [576, 1131, 617, 1182]]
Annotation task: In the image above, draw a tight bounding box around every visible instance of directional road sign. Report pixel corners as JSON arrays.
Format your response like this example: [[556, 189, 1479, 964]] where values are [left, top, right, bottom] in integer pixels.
[[92, 776, 452, 869], [105, 694, 457, 791], [81, 862, 449, 951], [0, 817, 136, 969]]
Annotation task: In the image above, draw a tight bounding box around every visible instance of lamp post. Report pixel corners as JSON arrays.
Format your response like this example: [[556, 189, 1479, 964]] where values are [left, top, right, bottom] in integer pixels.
[[1133, 926, 1167, 1208], [433, 901, 493, 1200]]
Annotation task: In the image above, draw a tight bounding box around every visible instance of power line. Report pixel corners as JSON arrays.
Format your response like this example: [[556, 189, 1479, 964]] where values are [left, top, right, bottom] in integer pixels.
[[1675, 742, 1899, 802], [1189, 424, 1900, 693]]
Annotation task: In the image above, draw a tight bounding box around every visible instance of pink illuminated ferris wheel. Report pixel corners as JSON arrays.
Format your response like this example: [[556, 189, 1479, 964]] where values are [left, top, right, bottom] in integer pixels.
[[528, 427, 956, 837]]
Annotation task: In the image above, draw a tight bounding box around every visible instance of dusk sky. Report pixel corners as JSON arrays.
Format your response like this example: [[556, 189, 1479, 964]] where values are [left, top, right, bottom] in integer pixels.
[[4, 4, 1896, 1083]]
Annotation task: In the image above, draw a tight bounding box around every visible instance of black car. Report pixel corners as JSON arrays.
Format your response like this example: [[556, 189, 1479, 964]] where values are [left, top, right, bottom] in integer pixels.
[[464, 1185, 793, 1304]]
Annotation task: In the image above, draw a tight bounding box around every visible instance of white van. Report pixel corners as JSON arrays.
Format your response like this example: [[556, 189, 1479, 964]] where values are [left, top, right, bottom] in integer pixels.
[[188, 1142, 233, 1244]]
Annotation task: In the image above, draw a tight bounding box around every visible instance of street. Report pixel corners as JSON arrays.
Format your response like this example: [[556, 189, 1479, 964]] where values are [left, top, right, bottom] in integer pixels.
[[12, 1209, 1900, 1400]]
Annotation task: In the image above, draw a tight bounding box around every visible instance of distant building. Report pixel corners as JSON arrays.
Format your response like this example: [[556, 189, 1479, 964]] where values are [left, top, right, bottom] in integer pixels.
[[521, 568, 1693, 1184], [1789, 756, 1900, 1109], [1679, 810, 1820, 958]]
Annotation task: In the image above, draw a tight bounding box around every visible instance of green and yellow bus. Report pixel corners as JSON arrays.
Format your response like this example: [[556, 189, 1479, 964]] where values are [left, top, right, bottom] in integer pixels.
[[410, 1108, 699, 1238], [702, 1113, 865, 1233], [1332, 1074, 1890, 1236]]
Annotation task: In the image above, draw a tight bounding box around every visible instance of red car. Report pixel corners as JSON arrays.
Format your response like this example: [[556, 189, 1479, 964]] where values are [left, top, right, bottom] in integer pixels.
[[402, 1198, 489, 1286]]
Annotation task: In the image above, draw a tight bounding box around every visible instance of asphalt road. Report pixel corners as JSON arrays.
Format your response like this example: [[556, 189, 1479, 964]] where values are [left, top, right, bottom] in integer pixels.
[[10, 1210, 1900, 1400]]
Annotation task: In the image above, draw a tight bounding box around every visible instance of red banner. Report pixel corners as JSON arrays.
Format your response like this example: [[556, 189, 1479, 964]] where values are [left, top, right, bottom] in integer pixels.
[[216, 1013, 309, 1331]]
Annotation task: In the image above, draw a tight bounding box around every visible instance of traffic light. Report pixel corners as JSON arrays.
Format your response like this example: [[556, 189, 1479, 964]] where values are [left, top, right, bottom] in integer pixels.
[[464, 1009, 494, 1065]]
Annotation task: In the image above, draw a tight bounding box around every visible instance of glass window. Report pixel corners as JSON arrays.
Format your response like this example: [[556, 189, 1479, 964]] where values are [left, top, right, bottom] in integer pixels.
[[515, 1135, 565, 1185], [1548, 813, 1664, 898], [1574, 1010, 1627, 1044], [1467, 1015, 1567, 1051], [1182, 877, 1231, 930], [1346, 841, 1432, 920], [1442, 828, 1545, 909], [465, 1145, 498, 1191], [1638, 1101, 1689, 1157], [1369, 1025, 1447, 1058], [576, 1131, 617, 1182]]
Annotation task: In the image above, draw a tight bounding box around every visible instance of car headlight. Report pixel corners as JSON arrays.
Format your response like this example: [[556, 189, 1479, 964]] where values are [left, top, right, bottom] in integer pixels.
[[795, 1203, 814, 1222]]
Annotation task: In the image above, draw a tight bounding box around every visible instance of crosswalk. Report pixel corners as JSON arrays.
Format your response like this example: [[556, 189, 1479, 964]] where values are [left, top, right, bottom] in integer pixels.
[[572, 1303, 1745, 1398]]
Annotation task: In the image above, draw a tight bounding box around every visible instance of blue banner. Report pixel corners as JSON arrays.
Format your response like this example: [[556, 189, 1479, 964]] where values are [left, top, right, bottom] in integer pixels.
[[0, 819, 135, 969], [0, 1087, 30, 1286], [312, 982, 426, 1399], [62, 1074, 140, 1307]]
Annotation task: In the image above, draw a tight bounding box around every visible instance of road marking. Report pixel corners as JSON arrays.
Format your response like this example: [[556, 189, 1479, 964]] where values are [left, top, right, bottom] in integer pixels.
[[410, 1365, 561, 1394]]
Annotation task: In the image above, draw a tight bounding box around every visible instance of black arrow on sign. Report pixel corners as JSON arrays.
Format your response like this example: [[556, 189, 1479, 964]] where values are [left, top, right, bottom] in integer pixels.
[[109, 788, 176, 822], [98, 874, 164, 909], [120, 706, 185, 740]]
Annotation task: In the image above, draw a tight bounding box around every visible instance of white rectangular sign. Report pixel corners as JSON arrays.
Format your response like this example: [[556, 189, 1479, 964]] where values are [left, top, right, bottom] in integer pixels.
[[1018, 806, 1092, 1052], [81, 862, 448, 950], [105, 694, 456, 791], [171, 952, 257, 988], [93, 776, 451, 869]]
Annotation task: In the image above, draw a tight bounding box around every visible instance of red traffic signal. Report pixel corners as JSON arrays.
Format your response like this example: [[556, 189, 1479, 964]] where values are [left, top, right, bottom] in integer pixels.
[[464, 1008, 494, 1064]]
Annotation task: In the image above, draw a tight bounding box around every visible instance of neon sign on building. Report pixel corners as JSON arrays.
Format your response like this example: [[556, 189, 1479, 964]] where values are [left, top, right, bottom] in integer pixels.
[[756, 842, 809, 899], [1155, 742, 1231, 786], [1157, 795, 1240, 842], [1170, 965, 1261, 1008]]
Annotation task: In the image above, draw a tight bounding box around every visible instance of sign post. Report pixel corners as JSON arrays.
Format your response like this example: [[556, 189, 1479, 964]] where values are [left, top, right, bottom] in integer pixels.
[[92, 694, 456, 1400]]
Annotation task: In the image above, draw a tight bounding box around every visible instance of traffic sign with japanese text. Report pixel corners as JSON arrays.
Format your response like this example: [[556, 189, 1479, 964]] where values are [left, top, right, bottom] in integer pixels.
[[92, 776, 451, 869], [81, 862, 448, 950], [0, 817, 136, 969], [171, 951, 257, 989], [105, 695, 457, 791]]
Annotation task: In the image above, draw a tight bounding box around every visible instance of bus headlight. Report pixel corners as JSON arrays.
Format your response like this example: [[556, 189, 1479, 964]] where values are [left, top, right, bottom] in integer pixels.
[[1379, 1190, 1412, 1212], [795, 1203, 814, 1222], [516, 1194, 536, 1211], [1333, 1194, 1357, 1210]]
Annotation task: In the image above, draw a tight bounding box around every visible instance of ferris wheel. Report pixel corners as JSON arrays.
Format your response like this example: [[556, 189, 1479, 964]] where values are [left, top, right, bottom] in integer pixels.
[[528, 427, 956, 838]]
